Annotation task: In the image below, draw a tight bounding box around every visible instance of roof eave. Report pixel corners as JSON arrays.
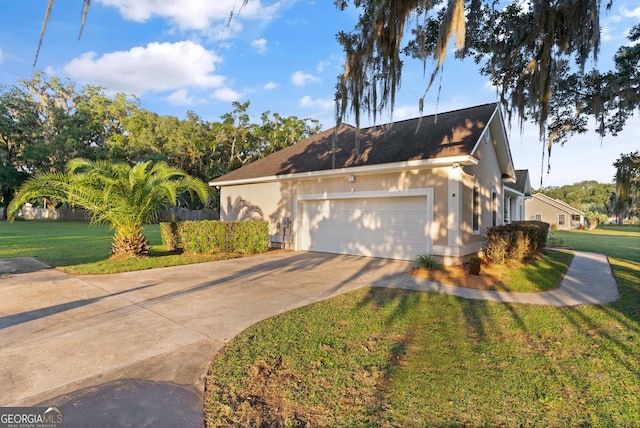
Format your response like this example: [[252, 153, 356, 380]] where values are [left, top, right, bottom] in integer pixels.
[[210, 155, 479, 187]]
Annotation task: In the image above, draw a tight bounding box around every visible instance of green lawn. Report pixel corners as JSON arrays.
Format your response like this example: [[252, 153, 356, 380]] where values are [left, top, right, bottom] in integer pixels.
[[205, 226, 640, 426], [2, 220, 638, 425], [0, 220, 241, 274]]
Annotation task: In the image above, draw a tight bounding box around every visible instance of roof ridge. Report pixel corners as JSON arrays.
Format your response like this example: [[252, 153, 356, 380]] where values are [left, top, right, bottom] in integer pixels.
[[335, 102, 499, 131]]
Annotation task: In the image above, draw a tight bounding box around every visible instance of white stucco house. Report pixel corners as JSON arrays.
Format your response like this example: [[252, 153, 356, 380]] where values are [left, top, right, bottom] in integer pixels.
[[210, 103, 530, 264]]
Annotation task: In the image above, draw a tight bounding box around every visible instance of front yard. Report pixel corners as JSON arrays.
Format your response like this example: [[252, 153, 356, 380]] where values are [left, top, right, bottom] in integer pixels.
[[204, 226, 640, 426], [0, 221, 244, 274], [1, 221, 638, 425]]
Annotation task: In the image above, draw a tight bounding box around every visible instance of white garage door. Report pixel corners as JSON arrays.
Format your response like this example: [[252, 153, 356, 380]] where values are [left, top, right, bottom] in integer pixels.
[[298, 196, 428, 260]]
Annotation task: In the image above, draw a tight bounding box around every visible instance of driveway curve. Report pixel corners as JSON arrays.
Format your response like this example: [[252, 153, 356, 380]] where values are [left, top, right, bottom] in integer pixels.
[[0, 250, 618, 427]]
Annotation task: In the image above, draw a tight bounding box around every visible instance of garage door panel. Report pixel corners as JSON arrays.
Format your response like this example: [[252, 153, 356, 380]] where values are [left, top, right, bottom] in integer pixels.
[[299, 196, 428, 260]]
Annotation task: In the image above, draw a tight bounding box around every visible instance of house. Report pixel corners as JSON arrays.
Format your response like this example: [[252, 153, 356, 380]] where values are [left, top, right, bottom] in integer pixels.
[[525, 193, 585, 230], [504, 169, 532, 224], [210, 103, 524, 264]]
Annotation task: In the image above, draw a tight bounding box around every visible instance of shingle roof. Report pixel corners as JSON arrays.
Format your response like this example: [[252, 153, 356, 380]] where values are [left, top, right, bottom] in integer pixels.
[[211, 103, 498, 183], [532, 193, 585, 215], [509, 169, 531, 194]]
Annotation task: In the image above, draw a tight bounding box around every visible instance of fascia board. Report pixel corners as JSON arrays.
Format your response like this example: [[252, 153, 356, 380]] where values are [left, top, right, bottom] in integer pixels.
[[534, 193, 585, 215], [209, 155, 478, 187]]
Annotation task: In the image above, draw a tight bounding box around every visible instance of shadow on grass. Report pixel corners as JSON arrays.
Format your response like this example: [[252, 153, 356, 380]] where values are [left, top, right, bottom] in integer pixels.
[[347, 253, 639, 424]]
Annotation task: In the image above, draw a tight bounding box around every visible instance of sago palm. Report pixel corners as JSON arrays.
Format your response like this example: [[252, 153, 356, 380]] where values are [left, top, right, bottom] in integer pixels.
[[8, 158, 210, 258]]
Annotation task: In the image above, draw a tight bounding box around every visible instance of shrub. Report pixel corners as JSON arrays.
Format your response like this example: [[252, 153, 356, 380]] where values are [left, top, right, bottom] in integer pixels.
[[485, 232, 510, 264], [484, 221, 549, 264], [160, 220, 269, 254], [508, 230, 531, 262], [160, 221, 180, 252], [415, 253, 441, 270]]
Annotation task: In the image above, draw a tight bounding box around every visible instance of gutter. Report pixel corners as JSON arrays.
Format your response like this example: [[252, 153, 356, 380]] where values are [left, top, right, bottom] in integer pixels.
[[210, 155, 479, 187]]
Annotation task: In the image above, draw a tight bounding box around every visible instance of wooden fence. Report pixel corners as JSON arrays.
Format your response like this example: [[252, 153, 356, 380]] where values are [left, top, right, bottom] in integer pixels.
[[11, 206, 218, 222]]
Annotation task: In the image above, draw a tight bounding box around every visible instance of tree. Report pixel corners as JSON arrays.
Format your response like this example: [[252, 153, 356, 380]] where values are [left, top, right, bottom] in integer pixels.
[[612, 151, 640, 224], [37, 1, 637, 150], [335, 1, 638, 155], [537, 180, 615, 210], [7, 158, 210, 258], [0, 85, 42, 172], [1, 73, 139, 174]]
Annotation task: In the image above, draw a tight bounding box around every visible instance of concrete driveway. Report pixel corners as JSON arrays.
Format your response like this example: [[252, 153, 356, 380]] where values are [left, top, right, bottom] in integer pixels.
[[0, 250, 617, 427], [0, 252, 412, 426]]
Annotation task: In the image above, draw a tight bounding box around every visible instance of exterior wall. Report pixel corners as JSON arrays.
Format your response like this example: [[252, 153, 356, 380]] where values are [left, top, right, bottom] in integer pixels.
[[525, 197, 575, 230], [219, 116, 509, 264], [220, 168, 450, 253], [451, 126, 505, 258]]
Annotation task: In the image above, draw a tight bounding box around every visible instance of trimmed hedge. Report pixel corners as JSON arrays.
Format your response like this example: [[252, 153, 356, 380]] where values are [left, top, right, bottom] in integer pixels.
[[484, 221, 550, 264], [160, 220, 269, 254]]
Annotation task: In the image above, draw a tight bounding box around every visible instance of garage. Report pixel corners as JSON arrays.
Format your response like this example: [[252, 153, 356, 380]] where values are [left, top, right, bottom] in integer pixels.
[[298, 195, 430, 260]]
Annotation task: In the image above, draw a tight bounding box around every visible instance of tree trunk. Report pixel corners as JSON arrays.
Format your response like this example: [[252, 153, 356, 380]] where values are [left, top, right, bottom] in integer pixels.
[[111, 230, 150, 258]]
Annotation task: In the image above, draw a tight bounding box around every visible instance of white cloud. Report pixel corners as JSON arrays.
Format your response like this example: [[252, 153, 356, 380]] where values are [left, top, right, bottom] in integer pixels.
[[621, 6, 640, 18], [291, 71, 320, 87], [97, 0, 281, 31], [299, 95, 333, 111], [167, 89, 195, 106], [251, 38, 268, 54], [264, 81, 279, 90], [316, 59, 330, 73], [212, 87, 241, 102], [63, 41, 225, 96]]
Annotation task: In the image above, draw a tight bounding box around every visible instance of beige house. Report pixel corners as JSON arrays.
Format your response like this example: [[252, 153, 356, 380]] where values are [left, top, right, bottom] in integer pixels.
[[525, 193, 585, 230], [504, 169, 532, 224], [210, 103, 526, 264]]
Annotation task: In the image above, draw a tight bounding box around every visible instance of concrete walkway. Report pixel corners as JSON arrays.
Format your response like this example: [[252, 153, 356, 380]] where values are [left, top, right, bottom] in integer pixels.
[[384, 250, 620, 306], [0, 250, 618, 427]]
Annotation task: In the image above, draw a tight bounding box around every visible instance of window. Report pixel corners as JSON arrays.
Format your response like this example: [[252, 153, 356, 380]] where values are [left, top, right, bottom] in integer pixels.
[[535, 214, 542, 221], [504, 196, 511, 224], [472, 184, 480, 232], [558, 214, 566, 226], [492, 190, 498, 226]]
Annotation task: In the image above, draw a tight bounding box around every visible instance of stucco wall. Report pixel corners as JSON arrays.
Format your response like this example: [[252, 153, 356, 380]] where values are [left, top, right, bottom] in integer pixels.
[[525, 197, 574, 230], [459, 126, 505, 250], [220, 168, 450, 250]]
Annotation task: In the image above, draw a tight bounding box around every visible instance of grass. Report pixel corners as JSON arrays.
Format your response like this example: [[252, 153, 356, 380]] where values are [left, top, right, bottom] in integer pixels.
[[204, 226, 640, 426], [2, 220, 638, 424], [551, 225, 640, 262], [0, 220, 241, 274]]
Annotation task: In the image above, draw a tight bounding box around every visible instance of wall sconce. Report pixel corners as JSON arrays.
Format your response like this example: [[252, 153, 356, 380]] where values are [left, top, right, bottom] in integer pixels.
[[347, 175, 355, 182]]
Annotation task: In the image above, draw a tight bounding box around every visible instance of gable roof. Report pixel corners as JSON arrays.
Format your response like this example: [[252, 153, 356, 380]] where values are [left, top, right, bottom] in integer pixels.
[[211, 103, 503, 185], [505, 169, 532, 196], [531, 193, 585, 215]]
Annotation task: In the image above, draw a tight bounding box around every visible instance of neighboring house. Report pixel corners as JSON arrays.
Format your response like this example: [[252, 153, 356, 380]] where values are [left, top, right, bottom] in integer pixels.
[[504, 169, 532, 224], [525, 193, 585, 230], [211, 103, 524, 264]]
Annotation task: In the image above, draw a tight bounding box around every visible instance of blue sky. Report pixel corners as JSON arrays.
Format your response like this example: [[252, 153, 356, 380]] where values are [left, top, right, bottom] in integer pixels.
[[0, 0, 638, 187]]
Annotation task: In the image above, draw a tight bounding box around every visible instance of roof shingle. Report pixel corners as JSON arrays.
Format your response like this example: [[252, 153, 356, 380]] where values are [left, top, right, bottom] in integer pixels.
[[212, 103, 498, 183]]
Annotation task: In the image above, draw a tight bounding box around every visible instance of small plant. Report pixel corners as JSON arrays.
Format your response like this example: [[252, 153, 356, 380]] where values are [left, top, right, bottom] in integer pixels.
[[547, 233, 564, 248], [415, 253, 441, 270], [466, 256, 482, 275]]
